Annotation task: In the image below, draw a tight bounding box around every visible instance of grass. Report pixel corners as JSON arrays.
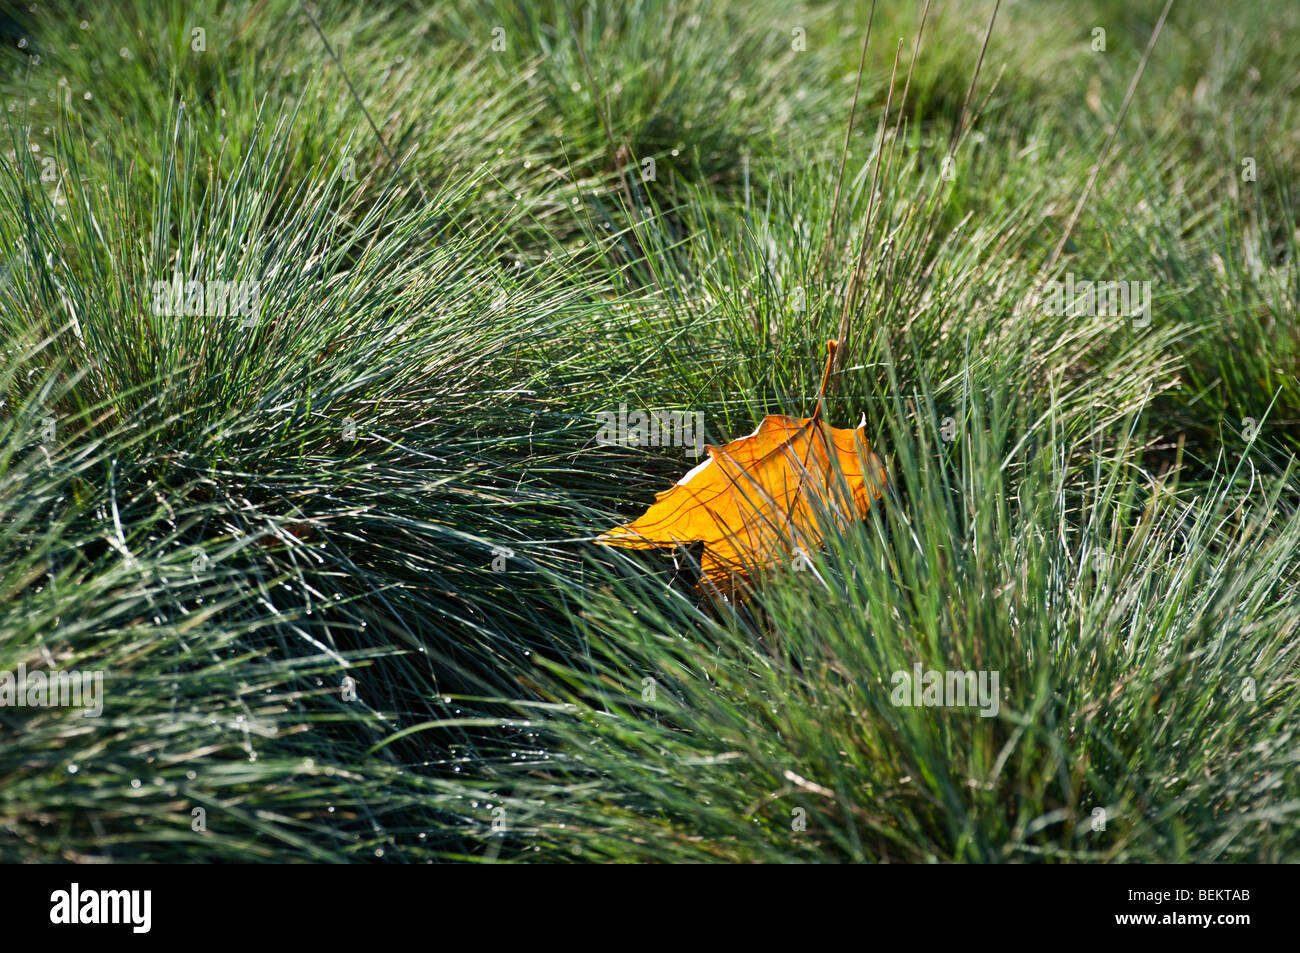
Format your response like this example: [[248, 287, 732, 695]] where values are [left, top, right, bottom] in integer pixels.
[[0, 0, 1296, 863]]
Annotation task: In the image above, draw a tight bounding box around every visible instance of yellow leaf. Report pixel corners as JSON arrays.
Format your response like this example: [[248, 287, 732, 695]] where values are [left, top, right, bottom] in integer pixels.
[[597, 341, 886, 591]]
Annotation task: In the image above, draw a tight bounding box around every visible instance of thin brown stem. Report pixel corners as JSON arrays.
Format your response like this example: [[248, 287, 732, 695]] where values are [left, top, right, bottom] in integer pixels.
[[1044, 0, 1175, 274], [947, 0, 1002, 156], [821, 2, 877, 270], [887, 0, 932, 176], [814, 339, 839, 422], [834, 38, 903, 373]]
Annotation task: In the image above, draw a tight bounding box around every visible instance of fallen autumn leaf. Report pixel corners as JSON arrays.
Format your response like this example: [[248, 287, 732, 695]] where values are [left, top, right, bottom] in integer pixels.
[[597, 340, 887, 591]]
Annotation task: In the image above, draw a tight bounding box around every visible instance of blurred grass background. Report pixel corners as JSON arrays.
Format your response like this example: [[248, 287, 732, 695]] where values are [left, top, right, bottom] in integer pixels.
[[0, 0, 1296, 862]]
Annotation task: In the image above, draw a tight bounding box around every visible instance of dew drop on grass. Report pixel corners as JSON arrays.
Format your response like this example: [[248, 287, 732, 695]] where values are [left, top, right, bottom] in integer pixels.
[[186, 770, 196, 780], [327, 805, 335, 813], [374, 848, 384, 857], [67, 764, 78, 774], [130, 778, 141, 789]]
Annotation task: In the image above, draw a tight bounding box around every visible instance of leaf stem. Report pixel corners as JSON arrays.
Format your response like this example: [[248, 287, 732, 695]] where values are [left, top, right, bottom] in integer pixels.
[[814, 339, 839, 421]]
